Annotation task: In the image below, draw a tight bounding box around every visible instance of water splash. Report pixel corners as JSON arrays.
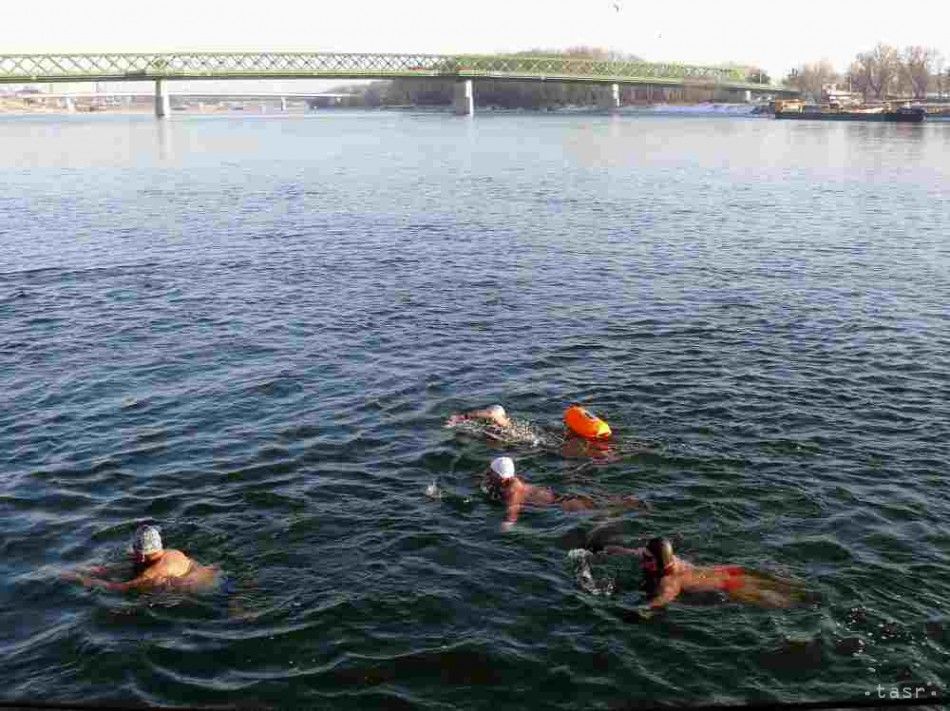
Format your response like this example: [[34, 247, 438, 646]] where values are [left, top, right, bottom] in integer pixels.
[[568, 549, 616, 596], [425, 480, 443, 500]]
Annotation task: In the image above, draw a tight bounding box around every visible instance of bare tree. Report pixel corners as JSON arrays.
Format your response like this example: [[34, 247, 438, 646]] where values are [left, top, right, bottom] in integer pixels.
[[900, 46, 937, 99], [784, 60, 837, 101], [850, 53, 876, 100], [746, 67, 771, 84], [931, 52, 946, 99], [563, 46, 610, 60], [724, 62, 770, 84], [846, 60, 871, 100], [865, 43, 900, 98]]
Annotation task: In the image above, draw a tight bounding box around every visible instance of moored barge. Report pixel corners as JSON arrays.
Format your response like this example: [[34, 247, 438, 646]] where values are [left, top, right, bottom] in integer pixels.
[[772, 99, 926, 123]]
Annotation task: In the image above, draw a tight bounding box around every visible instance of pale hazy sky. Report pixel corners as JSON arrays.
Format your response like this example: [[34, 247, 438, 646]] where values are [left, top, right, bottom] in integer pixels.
[[4, 0, 948, 81]]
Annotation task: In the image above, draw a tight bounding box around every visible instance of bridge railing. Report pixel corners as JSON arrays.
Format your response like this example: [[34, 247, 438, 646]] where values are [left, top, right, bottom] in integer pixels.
[[0, 52, 750, 85]]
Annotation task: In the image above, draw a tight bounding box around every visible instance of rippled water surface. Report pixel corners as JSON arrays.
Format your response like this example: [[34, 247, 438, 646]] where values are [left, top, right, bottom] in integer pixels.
[[1, 112, 948, 708]]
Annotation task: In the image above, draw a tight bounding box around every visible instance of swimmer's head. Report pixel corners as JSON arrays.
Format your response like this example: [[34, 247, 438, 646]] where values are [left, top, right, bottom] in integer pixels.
[[486, 404, 510, 427], [643, 537, 674, 577], [132, 525, 163, 561], [490, 456, 516, 480]]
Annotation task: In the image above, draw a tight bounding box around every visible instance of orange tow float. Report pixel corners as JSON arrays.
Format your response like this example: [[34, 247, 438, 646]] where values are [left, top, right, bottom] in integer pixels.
[[563, 405, 612, 440]]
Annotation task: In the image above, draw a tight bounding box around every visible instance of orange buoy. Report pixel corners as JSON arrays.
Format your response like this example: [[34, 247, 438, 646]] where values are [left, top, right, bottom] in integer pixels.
[[564, 405, 612, 440]]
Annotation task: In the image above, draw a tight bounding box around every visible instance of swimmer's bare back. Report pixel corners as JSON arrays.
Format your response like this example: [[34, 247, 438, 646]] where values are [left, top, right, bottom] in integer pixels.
[[676, 565, 800, 607], [558, 493, 647, 513], [556, 494, 597, 512], [167, 562, 221, 592]]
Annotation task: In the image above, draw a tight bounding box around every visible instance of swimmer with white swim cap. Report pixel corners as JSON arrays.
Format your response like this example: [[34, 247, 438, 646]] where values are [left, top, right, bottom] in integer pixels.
[[482, 456, 644, 531], [445, 404, 553, 447], [446, 404, 512, 429], [64, 524, 220, 593]]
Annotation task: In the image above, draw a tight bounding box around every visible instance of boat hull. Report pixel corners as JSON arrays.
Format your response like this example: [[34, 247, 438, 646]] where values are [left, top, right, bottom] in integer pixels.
[[775, 110, 925, 123]]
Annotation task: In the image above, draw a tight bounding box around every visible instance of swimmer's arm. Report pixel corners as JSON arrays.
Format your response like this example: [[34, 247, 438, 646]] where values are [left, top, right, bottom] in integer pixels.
[[62, 563, 114, 580], [647, 578, 681, 609], [446, 408, 495, 426], [71, 575, 130, 591], [602, 546, 647, 559], [61, 563, 121, 585], [504, 488, 528, 528], [84, 564, 115, 576], [75, 570, 161, 592]]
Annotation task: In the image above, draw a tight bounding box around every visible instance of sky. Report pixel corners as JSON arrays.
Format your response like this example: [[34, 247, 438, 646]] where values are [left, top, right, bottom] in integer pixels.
[[3, 0, 948, 85]]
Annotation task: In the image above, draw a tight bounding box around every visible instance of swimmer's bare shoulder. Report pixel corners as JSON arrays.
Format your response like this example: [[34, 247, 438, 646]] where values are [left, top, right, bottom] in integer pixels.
[[136, 549, 188, 580], [116, 549, 184, 588]]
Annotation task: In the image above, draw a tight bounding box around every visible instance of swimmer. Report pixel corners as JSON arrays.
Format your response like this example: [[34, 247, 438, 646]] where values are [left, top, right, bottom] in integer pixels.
[[591, 537, 803, 615], [446, 404, 512, 429], [482, 456, 644, 531], [447, 404, 655, 461], [446, 404, 552, 447], [64, 525, 220, 593]]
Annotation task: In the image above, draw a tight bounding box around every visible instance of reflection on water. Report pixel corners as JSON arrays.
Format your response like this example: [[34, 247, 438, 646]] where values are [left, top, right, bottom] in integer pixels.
[[156, 119, 173, 163]]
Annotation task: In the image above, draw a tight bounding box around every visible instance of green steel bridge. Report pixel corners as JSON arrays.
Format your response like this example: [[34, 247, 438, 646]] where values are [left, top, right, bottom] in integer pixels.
[[0, 52, 796, 116]]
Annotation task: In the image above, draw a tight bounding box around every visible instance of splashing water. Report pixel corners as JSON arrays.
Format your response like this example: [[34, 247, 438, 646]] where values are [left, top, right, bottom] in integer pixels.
[[425, 481, 443, 500], [568, 549, 616, 596]]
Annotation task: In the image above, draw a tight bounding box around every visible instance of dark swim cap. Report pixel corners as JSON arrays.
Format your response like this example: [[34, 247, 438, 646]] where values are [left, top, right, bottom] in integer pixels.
[[646, 537, 674, 575]]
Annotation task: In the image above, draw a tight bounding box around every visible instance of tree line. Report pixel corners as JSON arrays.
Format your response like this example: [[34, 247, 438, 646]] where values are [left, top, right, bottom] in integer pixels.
[[785, 44, 948, 101], [329, 47, 770, 110]]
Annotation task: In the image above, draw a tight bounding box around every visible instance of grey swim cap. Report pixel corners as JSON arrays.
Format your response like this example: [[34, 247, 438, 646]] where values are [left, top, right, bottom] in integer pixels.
[[133, 525, 163, 555]]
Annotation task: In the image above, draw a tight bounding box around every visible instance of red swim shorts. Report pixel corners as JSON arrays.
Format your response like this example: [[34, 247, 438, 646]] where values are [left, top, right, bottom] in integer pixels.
[[718, 565, 746, 592]]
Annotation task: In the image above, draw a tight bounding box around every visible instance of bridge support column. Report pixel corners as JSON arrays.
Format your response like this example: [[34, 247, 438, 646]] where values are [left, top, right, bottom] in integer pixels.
[[154, 79, 171, 118], [453, 79, 474, 116], [280, 97, 288, 112], [64, 97, 76, 113], [612, 83, 621, 109], [743, 90, 752, 103]]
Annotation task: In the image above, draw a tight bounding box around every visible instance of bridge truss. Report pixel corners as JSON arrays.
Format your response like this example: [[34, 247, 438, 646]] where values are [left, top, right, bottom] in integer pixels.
[[0, 52, 780, 91]]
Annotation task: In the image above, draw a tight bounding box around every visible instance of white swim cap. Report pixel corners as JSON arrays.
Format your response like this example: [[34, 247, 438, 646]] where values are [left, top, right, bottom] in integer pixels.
[[487, 405, 507, 419], [490, 456, 515, 479], [133, 525, 163, 555]]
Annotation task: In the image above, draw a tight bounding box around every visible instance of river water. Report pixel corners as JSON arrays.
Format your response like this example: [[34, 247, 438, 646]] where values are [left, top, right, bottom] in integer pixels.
[[1, 111, 948, 708]]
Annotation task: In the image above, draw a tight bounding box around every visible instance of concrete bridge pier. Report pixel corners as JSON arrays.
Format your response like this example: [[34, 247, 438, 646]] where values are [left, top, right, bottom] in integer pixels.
[[453, 79, 474, 116], [280, 96, 288, 112], [154, 79, 171, 118], [64, 97, 76, 113]]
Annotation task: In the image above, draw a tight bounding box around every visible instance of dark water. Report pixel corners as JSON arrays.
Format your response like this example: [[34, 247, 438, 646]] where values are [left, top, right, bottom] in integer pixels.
[[1, 112, 948, 708]]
